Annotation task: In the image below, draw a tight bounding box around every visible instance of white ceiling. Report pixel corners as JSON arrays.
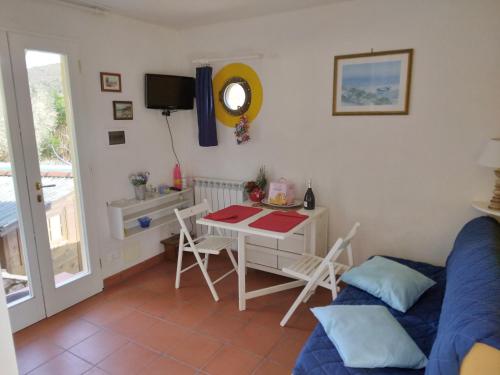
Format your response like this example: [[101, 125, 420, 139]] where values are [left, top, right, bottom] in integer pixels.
[[54, 0, 347, 29]]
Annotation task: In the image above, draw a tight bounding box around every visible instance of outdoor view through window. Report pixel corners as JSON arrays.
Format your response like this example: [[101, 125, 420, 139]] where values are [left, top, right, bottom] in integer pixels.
[[0, 50, 86, 305]]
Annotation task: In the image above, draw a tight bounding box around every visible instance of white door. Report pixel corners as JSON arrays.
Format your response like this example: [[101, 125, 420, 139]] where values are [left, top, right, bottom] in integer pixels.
[[0, 31, 47, 332], [0, 31, 102, 331]]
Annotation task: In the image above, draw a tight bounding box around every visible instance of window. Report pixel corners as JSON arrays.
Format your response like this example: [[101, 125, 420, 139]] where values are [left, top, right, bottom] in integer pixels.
[[219, 77, 251, 116]]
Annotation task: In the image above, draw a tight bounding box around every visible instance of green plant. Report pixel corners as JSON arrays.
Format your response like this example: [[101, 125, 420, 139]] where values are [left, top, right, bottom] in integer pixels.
[[255, 166, 267, 190], [245, 166, 267, 193], [129, 172, 150, 186], [38, 91, 71, 163]]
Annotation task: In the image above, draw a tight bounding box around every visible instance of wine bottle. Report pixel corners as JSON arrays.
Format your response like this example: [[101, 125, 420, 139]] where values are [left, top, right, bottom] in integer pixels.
[[304, 179, 315, 210]]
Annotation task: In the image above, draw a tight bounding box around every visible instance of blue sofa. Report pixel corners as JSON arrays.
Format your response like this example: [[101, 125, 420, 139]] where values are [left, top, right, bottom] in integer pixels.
[[294, 216, 500, 375]]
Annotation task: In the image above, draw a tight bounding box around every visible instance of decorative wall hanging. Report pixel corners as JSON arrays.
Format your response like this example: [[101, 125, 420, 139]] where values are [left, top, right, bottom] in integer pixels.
[[113, 101, 133, 120], [100, 72, 122, 92], [234, 114, 250, 144], [332, 49, 413, 115], [212, 63, 263, 127]]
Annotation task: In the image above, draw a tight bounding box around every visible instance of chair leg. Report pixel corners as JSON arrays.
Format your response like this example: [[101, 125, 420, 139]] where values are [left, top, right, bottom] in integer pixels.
[[328, 262, 337, 300], [192, 250, 220, 302], [175, 246, 184, 289], [204, 253, 209, 269], [225, 248, 238, 274], [303, 286, 317, 303], [280, 280, 316, 327]]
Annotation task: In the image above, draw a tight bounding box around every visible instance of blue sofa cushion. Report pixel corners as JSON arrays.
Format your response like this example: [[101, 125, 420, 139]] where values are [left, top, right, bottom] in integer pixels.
[[311, 305, 428, 369], [426, 216, 500, 375], [294, 257, 446, 375], [340, 256, 436, 312]]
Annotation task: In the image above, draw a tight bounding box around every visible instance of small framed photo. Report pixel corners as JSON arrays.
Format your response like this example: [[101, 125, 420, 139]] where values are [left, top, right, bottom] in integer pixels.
[[113, 101, 133, 120], [333, 49, 413, 115], [100, 72, 122, 92], [104, 129, 128, 150], [108, 130, 126, 146]]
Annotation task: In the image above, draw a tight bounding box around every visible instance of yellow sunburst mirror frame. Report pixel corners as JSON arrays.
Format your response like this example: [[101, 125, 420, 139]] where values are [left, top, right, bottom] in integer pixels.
[[213, 63, 263, 128]]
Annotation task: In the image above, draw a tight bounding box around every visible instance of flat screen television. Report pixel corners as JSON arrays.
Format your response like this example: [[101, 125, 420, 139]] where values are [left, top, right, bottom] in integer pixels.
[[145, 74, 195, 110]]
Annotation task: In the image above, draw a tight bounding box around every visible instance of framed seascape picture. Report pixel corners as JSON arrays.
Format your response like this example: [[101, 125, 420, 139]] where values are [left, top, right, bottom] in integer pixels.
[[113, 101, 133, 120], [100, 72, 122, 92], [332, 49, 413, 115]]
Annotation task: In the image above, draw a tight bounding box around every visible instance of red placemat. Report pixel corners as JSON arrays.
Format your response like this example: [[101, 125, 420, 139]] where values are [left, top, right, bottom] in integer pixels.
[[204, 205, 263, 223], [248, 210, 308, 233]]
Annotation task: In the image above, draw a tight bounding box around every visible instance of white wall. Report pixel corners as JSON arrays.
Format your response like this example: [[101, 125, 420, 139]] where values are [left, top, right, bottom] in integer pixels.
[[177, 0, 500, 266], [0, 0, 190, 277]]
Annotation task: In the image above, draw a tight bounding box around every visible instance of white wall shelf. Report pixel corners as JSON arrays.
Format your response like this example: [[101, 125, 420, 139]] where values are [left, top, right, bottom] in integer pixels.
[[108, 189, 193, 240], [472, 200, 500, 218]]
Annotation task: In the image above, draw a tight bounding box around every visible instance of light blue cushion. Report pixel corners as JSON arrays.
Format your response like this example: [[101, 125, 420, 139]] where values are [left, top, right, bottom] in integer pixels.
[[311, 305, 428, 369], [340, 256, 436, 312]]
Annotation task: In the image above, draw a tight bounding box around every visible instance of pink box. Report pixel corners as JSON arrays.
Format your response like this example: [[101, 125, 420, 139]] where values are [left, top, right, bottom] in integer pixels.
[[268, 178, 296, 206]]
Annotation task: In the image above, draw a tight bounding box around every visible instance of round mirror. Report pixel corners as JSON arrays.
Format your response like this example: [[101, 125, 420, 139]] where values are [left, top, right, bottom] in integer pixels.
[[219, 77, 251, 116], [224, 83, 246, 111]]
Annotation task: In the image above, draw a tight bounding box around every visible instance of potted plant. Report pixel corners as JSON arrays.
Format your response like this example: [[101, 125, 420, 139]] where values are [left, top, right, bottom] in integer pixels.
[[245, 166, 267, 202], [129, 171, 150, 200]]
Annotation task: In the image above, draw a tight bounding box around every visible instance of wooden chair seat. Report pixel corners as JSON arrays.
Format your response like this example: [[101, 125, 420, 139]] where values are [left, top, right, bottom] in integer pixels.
[[184, 236, 234, 255], [283, 255, 350, 290]]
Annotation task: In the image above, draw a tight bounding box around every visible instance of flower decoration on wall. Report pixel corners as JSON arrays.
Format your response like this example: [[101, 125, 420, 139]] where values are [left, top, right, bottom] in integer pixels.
[[234, 114, 250, 145]]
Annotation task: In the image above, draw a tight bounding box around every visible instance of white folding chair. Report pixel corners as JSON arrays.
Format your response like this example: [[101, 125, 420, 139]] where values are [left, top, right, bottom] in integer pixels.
[[280, 222, 360, 326], [174, 199, 238, 302]]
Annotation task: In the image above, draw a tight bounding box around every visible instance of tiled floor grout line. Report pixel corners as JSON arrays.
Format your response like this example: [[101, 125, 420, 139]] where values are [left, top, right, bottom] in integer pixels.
[[67, 328, 130, 372], [22, 351, 61, 375]]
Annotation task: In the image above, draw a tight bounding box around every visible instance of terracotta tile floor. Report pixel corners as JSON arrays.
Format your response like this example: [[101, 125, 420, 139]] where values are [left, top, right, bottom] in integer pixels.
[[13, 254, 333, 375]]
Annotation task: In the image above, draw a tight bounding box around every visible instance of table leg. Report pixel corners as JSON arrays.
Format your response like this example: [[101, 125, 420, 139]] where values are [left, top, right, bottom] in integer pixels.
[[309, 219, 317, 255], [238, 232, 246, 311]]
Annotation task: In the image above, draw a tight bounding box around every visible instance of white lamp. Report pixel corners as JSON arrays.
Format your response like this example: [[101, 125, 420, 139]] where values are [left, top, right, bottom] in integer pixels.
[[478, 138, 500, 210]]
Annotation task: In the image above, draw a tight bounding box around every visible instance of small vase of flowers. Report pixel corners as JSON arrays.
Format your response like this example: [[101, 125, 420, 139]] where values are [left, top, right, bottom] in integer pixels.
[[245, 166, 267, 202], [129, 171, 150, 200]]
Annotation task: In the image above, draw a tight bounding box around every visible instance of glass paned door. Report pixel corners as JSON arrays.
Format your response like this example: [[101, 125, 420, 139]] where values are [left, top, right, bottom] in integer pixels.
[[3, 31, 102, 330], [24, 50, 89, 288], [0, 80, 30, 304], [0, 32, 46, 332]]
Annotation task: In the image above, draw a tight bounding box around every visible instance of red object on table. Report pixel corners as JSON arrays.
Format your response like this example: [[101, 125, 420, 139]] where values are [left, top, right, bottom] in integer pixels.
[[249, 188, 266, 202], [248, 210, 308, 233], [204, 205, 263, 223]]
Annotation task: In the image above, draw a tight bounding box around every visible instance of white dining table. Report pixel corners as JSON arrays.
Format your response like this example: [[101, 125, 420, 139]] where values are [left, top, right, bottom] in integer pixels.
[[196, 202, 327, 311]]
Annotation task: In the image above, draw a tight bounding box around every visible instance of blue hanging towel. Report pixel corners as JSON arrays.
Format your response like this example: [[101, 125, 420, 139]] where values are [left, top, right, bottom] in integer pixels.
[[195, 66, 218, 147]]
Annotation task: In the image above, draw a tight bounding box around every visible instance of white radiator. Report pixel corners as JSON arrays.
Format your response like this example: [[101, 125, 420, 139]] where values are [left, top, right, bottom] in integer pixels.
[[193, 177, 246, 239]]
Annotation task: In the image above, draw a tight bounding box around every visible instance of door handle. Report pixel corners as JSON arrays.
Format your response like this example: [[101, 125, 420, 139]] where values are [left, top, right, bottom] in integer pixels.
[[35, 182, 56, 190]]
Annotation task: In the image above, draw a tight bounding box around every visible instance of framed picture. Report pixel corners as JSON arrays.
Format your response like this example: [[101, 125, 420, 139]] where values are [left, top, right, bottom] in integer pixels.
[[332, 49, 413, 115], [100, 72, 122, 92], [108, 130, 126, 145], [113, 101, 133, 120]]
